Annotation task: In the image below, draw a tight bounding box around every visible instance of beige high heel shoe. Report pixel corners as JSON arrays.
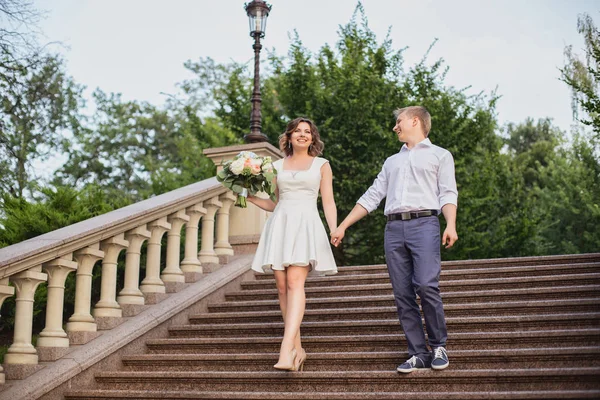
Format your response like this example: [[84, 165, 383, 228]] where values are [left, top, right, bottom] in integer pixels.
[[273, 348, 297, 371], [294, 348, 307, 371]]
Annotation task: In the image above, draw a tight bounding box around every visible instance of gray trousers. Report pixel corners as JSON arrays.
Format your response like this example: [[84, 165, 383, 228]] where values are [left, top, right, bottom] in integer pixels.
[[384, 216, 447, 361]]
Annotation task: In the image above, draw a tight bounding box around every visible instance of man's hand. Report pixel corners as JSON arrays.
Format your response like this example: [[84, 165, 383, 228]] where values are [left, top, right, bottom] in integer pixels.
[[330, 227, 345, 247], [442, 227, 458, 248]]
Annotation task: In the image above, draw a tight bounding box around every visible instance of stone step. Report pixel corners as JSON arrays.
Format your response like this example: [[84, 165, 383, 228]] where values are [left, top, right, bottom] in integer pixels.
[[121, 347, 600, 372], [148, 328, 600, 354], [252, 254, 600, 279], [226, 273, 600, 301], [91, 368, 600, 392], [146, 329, 600, 354], [248, 262, 600, 287], [64, 389, 600, 399], [210, 285, 600, 312], [168, 313, 600, 338], [193, 298, 600, 324]]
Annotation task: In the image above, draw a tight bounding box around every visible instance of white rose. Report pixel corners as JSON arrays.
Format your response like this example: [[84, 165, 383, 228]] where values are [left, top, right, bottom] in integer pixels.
[[230, 158, 245, 175], [262, 163, 273, 173]]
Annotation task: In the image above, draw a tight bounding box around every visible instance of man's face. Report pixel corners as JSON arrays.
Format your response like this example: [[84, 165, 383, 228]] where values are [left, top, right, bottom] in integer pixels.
[[393, 112, 414, 142]]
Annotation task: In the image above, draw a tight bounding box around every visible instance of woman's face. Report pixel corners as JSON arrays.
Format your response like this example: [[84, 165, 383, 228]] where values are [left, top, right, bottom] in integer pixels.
[[290, 121, 313, 150]]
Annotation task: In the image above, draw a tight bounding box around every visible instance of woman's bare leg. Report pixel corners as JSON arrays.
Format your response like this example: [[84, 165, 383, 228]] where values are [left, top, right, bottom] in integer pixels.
[[276, 265, 309, 365], [274, 270, 302, 353]]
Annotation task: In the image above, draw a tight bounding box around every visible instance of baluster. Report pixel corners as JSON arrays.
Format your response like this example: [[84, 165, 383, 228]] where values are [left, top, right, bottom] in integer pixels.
[[66, 244, 104, 344], [140, 217, 171, 304], [37, 255, 78, 361], [3, 266, 47, 379], [93, 234, 129, 329], [215, 192, 237, 259], [198, 196, 223, 270], [118, 226, 151, 313], [0, 277, 15, 384], [161, 210, 189, 292], [180, 203, 207, 282]]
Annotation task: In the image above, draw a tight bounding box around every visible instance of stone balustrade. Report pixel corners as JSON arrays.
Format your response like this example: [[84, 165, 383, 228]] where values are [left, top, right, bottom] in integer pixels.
[[0, 142, 285, 384]]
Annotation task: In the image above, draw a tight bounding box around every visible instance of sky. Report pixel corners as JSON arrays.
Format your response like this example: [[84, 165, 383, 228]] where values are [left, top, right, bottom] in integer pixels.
[[34, 0, 599, 137]]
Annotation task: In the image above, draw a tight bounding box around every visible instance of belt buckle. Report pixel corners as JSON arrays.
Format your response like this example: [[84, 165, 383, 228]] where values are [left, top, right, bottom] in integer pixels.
[[400, 212, 412, 221]]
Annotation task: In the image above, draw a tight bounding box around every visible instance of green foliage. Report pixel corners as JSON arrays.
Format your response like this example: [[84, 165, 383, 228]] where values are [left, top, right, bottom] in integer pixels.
[[0, 54, 84, 199], [54, 90, 238, 201], [561, 13, 600, 139], [0, 183, 130, 333], [0, 184, 131, 247]]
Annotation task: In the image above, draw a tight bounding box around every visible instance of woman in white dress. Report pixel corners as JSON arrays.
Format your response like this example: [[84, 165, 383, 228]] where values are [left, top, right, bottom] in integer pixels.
[[247, 117, 338, 371]]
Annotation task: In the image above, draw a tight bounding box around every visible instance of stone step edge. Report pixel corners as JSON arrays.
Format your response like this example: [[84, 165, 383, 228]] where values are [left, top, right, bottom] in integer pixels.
[[192, 298, 600, 320], [248, 262, 600, 284], [146, 328, 600, 346], [123, 346, 600, 362], [211, 285, 600, 309], [94, 367, 600, 379], [232, 273, 600, 296], [62, 389, 600, 400], [169, 312, 600, 331]]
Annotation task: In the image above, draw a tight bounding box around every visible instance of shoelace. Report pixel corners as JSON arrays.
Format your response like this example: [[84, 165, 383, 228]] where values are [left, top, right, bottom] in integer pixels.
[[406, 355, 419, 367], [433, 347, 447, 359]]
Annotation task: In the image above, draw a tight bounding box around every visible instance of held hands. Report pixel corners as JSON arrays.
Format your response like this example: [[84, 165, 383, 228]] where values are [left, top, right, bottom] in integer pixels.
[[330, 227, 345, 247], [442, 226, 458, 248]]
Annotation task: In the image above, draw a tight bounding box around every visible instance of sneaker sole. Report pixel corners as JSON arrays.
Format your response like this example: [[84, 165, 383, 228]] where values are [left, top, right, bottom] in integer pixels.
[[431, 362, 449, 370], [396, 367, 430, 373]]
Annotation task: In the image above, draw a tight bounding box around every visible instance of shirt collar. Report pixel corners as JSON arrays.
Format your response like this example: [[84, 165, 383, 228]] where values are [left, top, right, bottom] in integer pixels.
[[400, 137, 432, 152]]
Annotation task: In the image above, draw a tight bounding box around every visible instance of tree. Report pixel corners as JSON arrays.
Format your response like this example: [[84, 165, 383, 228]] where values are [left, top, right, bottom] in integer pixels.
[[190, 4, 508, 265], [561, 13, 600, 139], [56, 90, 239, 200], [0, 54, 83, 199]]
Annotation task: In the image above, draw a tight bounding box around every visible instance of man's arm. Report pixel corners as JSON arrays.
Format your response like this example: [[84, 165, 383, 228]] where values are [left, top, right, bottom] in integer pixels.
[[330, 204, 368, 247], [441, 203, 458, 248], [330, 161, 389, 247], [438, 152, 458, 248]]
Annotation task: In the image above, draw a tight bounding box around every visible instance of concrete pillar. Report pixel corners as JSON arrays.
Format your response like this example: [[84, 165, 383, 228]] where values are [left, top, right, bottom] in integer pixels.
[[0, 277, 15, 383], [66, 244, 104, 332], [180, 203, 207, 274], [198, 196, 222, 264], [215, 191, 237, 256], [160, 210, 190, 283], [118, 225, 151, 305], [37, 255, 78, 349], [3, 266, 47, 365], [140, 217, 171, 294], [93, 234, 129, 318]]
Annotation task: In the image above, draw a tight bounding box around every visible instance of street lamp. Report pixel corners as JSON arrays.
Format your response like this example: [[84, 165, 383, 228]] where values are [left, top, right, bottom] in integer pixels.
[[244, 0, 271, 143]]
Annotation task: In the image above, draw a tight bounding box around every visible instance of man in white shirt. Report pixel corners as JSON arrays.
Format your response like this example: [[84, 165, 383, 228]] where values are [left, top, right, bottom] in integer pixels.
[[330, 105, 458, 373]]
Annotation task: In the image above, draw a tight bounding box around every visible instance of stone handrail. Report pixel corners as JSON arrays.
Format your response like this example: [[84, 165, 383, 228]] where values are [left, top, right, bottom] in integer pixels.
[[0, 176, 240, 383], [0, 142, 283, 384]]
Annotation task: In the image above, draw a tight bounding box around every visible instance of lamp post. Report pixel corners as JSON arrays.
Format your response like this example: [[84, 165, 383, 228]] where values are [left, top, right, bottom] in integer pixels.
[[244, 0, 271, 143]]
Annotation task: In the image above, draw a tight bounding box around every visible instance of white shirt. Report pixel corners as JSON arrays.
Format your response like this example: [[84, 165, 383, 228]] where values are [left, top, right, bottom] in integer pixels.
[[357, 138, 458, 215]]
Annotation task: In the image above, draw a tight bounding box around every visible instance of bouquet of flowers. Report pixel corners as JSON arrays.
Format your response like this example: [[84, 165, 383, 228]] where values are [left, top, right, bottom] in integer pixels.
[[216, 151, 277, 208]]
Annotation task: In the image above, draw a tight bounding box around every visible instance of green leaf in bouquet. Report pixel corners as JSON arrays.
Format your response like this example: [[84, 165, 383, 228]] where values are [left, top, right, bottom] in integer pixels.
[[216, 170, 228, 181], [264, 171, 275, 182], [231, 184, 245, 194]]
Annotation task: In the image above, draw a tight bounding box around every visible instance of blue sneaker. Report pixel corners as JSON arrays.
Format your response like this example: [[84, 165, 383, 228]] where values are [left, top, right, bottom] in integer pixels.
[[396, 355, 430, 373], [431, 346, 449, 370]]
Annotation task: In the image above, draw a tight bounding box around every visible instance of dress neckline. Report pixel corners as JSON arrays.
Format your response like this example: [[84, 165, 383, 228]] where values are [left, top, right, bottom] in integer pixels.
[[282, 157, 317, 172]]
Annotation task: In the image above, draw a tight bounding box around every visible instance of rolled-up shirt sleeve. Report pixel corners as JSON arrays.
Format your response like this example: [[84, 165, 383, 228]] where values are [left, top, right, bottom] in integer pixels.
[[357, 162, 389, 213], [437, 152, 458, 208]]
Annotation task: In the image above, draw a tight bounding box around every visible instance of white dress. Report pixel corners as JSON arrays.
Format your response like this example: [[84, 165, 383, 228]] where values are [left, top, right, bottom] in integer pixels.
[[251, 157, 338, 276]]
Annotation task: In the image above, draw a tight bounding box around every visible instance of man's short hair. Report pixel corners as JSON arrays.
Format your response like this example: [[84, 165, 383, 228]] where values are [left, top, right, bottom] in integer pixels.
[[394, 106, 432, 137]]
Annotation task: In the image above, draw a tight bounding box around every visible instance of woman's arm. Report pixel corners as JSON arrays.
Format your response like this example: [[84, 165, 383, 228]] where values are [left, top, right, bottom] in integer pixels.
[[319, 162, 337, 232], [246, 177, 279, 212]]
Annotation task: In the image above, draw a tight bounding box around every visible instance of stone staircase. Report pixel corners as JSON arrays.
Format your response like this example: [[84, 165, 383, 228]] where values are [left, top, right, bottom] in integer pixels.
[[63, 253, 600, 399]]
